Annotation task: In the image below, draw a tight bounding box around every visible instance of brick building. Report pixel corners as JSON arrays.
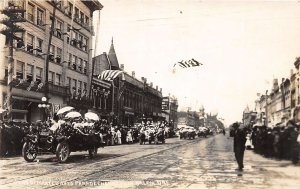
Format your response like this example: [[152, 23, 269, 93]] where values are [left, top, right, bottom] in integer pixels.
[[92, 41, 163, 125]]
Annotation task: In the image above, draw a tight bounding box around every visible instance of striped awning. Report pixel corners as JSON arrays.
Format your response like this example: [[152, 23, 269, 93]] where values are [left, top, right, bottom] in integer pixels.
[[98, 70, 124, 81]]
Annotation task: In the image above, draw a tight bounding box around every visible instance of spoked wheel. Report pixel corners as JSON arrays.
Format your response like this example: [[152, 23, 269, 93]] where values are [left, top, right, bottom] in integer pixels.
[[56, 142, 70, 163], [22, 142, 37, 162], [88, 146, 98, 159]]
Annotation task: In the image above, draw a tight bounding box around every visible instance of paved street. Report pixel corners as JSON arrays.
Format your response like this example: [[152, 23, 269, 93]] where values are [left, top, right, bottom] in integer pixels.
[[1, 134, 300, 189]]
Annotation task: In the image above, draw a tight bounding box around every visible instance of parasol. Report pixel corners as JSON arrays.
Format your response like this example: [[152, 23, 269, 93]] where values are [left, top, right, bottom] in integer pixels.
[[84, 112, 99, 121], [57, 106, 74, 115], [65, 111, 81, 118], [0, 108, 7, 114]]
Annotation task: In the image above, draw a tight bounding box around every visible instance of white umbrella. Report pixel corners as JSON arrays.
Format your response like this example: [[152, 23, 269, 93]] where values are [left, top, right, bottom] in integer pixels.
[[84, 112, 99, 121], [0, 108, 7, 114], [57, 106, 74, 115], [65, 111, 81, 118]]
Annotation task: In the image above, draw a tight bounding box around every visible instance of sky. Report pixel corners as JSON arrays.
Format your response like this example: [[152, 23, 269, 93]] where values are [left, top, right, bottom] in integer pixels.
[[92, 0, 300, 124]]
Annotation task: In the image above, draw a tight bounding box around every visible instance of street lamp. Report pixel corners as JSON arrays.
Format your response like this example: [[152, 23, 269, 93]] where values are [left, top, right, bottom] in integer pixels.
[[38, 96, 50, 121]]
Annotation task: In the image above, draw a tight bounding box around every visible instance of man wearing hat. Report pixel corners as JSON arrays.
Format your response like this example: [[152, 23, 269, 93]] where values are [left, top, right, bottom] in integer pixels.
[[232, 122, 247, 171]]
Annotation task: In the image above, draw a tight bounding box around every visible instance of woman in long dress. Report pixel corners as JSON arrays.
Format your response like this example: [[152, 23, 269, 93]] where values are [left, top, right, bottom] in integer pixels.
[[126, 129, 133, 144], [116, 129, 122, 145]]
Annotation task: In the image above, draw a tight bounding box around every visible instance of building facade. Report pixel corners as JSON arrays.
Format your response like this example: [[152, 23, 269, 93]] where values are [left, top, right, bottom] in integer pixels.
[[92, 41, 163, 125], [253, 68, 297, 127], [0, 0, 102, 121]]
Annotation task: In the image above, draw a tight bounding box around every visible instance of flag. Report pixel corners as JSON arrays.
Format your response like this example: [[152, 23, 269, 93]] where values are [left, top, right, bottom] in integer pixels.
[[36, 82, 44, 91], [98, 70, 124, 81], [118, 86, 125, 100], [174, 58, 203, 69], [27, 81, 35, 91], [15, 79, 25, 87]]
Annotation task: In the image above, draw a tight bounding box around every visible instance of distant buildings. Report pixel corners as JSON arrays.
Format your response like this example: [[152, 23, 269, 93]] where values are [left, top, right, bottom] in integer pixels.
[[252, 57, 300, 127]]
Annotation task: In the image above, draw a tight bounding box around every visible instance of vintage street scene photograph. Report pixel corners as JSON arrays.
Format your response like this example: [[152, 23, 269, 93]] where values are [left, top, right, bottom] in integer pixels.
[[0, 0, 300, 188]]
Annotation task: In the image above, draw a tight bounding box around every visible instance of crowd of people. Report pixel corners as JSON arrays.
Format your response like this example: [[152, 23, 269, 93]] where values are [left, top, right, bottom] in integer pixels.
[[0, 115, 175, 157], [250, 122, 299, 163], [240, 106, 300, 165]]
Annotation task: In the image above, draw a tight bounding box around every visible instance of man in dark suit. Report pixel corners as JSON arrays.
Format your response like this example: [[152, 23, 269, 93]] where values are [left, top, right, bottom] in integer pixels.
[[232, 122, 247, 171]]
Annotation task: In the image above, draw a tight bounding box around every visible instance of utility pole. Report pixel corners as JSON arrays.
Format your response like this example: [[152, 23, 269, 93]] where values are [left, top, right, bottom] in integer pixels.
[[265, 90, 268, 126], [0, 1, 26, 120], [44, 1, 58, 101]]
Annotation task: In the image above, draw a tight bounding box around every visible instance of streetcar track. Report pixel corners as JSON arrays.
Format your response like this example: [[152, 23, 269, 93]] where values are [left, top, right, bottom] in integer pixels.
[[1, 136, 211, 188], [45, 137, 210, 188]]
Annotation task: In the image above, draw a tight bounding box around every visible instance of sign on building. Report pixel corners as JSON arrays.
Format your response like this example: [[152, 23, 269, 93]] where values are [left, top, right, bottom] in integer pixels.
[[161, 97, 169, 110]]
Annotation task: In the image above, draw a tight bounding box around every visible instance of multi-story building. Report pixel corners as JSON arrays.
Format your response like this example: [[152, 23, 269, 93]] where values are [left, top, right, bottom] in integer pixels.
[[0, 0, 102, 121], [92, 40, 163, 125]]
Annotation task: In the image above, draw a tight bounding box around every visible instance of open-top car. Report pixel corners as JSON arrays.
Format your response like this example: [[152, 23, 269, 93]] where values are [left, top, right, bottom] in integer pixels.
[[197, 127, 208, 138], [22, 121, 102, 163], [139, 126, 155, 145], [22, 111, 103, 163], [154, 128, 165, 144]]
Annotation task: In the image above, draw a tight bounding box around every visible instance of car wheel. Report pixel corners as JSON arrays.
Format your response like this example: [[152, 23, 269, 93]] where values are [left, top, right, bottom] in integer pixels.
[[56, 142, 70, 163], [22, 142, 37, 162], [88, 146, 98, 159]]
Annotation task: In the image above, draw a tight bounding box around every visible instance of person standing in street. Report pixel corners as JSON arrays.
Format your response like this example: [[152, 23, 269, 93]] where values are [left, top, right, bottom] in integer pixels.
[[232, 122, 247, 171]]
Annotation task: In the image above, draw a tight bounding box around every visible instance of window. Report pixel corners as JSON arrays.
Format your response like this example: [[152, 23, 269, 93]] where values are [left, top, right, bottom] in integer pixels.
[[68, 53, 72, 67], [83, 82, 87, 90], [78, 58, 82, 71], [83, 37, 88, 51], [78, 81, 82, 91], [16, 61, 24, 79], [85, 15, 89, 25], [4, 57, 8, 77], [83, 60, 87, 74], [67, 25, 71, 43], [56, 20, 63, 38], [36, 67, 42, 83], [36, 38, 43, 53], [49, 71, 54, 83], [80, 12, 84, 23], [78, 34, 83, 48], [27, 33, 34, 52], [75, 7, 79, 19], [37, 8, 44, 26], [50, 45, 55, 55], [73, 55, 77, 70], [55, 74, 61, 86], [49, 45, 55, 61], [68, 2, 73, 16], [56, 47, 62, 63], [26, 64, 34, 82], [16, 33, 24, 48], [66, 77, 71, 86], [27, 3, 34, 22], [72, 79, 77, 91]]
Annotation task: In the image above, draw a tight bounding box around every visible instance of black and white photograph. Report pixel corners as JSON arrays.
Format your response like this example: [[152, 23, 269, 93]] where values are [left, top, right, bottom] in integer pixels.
[[0, 0, 300, 188]]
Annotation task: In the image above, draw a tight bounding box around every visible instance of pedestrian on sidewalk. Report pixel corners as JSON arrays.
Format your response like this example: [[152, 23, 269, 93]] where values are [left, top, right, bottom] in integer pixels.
[[117, 129, 122, 145], [232, 122, 247, 171]]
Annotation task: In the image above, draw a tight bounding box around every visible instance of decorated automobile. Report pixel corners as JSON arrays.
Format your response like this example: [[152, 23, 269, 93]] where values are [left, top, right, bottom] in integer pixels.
[[197, 127, 208, 138], [139, 126, 155, 145], [22, 109, 103, 163], [179, 126, 196, 140], [154, 127, 165, 144]]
